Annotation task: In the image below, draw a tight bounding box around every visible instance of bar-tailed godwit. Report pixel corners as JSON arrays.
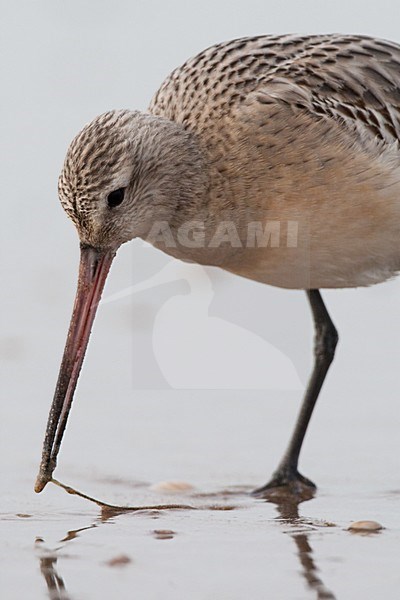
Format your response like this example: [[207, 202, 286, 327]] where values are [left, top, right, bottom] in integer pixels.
[[35, 34, 400, 498]]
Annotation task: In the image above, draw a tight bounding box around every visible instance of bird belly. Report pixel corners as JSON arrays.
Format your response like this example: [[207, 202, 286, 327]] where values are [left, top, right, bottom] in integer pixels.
[[226, 248, 400, 290], [212, 170, 400, 290]]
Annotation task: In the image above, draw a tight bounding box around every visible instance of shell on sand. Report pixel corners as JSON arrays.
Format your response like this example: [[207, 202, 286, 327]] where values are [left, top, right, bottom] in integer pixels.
[[348, 520, 383, 532], [151, 481, 194, 493]]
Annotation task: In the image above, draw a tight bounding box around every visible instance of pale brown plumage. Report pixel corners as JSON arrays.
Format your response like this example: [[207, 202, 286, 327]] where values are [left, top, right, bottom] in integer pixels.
[[150, 34, 400, 143], [150, 33, 400, 289], [58, 33, 400, 289], [36, 34, 400, 497]]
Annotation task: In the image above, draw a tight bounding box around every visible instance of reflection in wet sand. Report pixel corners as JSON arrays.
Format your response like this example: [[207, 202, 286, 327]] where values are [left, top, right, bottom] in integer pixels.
[[38, 553, 70, 600], [36, 522, 98, 600], [36, 486, 337, 600], [60, 523, 98, 542], [269, 497, 336, 600]]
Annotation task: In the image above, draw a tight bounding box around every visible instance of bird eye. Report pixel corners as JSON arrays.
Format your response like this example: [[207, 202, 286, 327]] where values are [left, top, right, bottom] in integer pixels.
[[107, 188, 125, 208]]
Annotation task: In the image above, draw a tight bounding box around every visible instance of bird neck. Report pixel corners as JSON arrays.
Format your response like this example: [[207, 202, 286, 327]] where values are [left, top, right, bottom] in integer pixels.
[[141, 112, 248, 267]]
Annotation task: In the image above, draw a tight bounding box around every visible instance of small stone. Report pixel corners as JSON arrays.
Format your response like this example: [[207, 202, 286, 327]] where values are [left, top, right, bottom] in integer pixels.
[[151, 481, 194, 493], [348, 520, 383, 532], [106, 554, 132, 567], [153, 529, 175, 540]]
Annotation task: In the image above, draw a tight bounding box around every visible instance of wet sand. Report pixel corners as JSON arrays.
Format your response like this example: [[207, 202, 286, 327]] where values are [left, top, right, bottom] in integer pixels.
[[2, 390, 400, 600]]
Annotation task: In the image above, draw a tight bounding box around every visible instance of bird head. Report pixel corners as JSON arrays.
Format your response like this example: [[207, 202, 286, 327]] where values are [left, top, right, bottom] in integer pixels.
[[58, 109, 207, 249], [35, 109, 207, 493]]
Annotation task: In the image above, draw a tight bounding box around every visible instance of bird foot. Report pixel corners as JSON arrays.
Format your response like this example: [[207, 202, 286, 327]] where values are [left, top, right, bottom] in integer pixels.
[[252, 469, 316, 502]]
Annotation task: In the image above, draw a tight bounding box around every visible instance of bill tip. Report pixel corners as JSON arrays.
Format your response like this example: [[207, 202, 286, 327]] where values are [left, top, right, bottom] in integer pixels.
[[34, 474, 49, 493]]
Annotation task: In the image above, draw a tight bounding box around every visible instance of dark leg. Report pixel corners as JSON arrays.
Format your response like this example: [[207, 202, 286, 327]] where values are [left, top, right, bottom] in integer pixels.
[[253, 289, 338, 498]]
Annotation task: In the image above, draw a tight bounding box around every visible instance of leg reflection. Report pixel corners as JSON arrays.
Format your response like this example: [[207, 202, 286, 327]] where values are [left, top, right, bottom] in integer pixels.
[[271, 498, 336, 600], [39, 553, 69, 600], [36, 522, 98, 600]]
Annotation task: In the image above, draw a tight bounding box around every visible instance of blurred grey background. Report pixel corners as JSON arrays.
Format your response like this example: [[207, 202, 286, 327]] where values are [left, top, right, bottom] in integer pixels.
[[1, 0, 400, 493]]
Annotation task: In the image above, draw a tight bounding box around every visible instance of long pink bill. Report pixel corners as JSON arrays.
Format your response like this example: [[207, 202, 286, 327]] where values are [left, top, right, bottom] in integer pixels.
[[35, 245, 115, 493]]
